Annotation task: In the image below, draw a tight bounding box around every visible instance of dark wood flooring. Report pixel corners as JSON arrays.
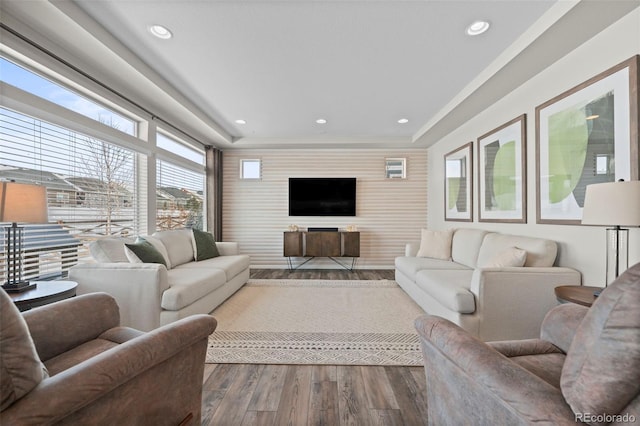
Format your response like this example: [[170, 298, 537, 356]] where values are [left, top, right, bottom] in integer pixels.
[[250, 268, 396, 281], [201, 269, 428, 426]]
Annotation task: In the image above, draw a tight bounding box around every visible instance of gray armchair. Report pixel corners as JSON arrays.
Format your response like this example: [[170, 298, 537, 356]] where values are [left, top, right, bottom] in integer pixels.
[[415, 262, 640, 425], [0, 290, 216, 425]]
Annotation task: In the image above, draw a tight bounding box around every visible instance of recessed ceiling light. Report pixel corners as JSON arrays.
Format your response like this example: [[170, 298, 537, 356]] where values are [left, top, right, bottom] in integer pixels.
[[397, 118, 409, 124], [148, 24, 173, 39], [586, 115, 600, 120], [466, 20, 490, 36], [235, 119, 247, 124], [316, 118, 327, 124]]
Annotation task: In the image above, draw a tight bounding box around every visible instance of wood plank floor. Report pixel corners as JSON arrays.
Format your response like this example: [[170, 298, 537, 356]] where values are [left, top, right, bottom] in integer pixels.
[[201, 269, 428, 426], [250, 268, 396, 281]]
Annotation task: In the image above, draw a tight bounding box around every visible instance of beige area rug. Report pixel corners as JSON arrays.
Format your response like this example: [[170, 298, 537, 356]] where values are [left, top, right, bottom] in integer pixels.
[[206, 279, 425, 366]]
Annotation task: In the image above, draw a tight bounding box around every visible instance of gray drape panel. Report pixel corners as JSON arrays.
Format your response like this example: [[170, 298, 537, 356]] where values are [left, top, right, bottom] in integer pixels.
[[205, 146, 223, 240]]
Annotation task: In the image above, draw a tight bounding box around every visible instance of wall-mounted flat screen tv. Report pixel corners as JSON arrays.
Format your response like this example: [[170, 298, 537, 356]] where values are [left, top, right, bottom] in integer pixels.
[[289, 178, 356, 216]]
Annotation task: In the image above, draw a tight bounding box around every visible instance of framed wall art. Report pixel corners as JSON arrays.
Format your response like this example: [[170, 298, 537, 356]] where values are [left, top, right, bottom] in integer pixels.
[[536, 55, 639, 225], [478, 114, 527, 223], [444, 142, 473, 222]]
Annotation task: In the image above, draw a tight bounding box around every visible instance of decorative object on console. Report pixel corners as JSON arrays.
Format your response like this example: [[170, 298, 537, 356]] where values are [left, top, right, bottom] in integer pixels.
[[444, 142, 473, 222], [536, 55, 639, 225], [582, 180, 640, 285], [0, 181, 49, 293], [477, 114, 527, 223]]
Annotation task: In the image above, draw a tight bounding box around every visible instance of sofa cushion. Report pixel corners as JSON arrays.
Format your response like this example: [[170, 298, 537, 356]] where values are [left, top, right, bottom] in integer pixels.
[[125, 238, 167, 267], [153, 229, 194, 268], [44, 338, 119, 377], [476, 233, 557, 267], [561, 263, 640, 424], [415, 269, 475, 314], [191, 229, 220, 261], [90, 238, 133, 263], [162, 268, 227, 311], [416, 229, 453, 260], [175, 254, 251, 282], [0, 290, 48, 411], [478, 247, 527, 268], [395, 256, 470, 281], [451, 228, 490, 268]]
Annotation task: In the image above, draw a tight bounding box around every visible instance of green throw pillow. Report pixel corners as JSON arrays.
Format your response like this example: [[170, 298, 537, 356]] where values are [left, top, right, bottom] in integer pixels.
[[192, 229, 220, 261], [125, 237, 167, 266]]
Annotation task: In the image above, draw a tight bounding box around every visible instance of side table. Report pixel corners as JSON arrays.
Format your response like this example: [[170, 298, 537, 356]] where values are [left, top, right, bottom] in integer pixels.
[[9, 280, 78, 312], [554, 285, 601, 308]]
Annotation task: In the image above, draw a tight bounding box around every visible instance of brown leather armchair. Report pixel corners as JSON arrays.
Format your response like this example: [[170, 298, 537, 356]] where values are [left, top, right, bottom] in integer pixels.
[[415, 262, 640, 425], [0, 291, 216, 425]]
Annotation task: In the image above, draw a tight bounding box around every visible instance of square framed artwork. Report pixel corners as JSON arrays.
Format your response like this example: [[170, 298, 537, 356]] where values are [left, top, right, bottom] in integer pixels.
[[444, 142, 473, 222], [478, 114, 527, 223], [536, 55, 639, 224]]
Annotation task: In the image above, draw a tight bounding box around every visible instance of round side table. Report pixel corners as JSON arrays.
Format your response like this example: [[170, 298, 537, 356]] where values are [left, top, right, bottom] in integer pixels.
[[9, 280, 78, 312], [554, 285, 601, 308]]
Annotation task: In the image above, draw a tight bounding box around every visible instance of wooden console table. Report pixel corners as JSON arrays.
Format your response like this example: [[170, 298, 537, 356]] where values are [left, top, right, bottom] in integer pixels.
[[283, 231, 360, 270]]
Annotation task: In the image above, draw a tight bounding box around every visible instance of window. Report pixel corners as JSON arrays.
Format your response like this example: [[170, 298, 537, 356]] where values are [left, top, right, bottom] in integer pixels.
[[156, 160, 204, 231], [240, 159, 261, 179], [0, 107, 139, 281], [1, 57, 136, 136], [157, 132, 204, 164], [0, 49, 208, 281], [385, 158, 406, 179]]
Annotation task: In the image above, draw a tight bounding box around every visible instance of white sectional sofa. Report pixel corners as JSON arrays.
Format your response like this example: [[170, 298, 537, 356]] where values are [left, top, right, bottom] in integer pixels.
[[395, 228, 581, 341], [70, 229, 250, 331]]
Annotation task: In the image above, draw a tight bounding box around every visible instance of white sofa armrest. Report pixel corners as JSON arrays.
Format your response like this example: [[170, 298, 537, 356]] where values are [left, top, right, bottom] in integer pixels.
[[216, 242, 239, 256], [470, 267, 582, 341], [69, 263, 170, 331], [405, 243, 419, 257]]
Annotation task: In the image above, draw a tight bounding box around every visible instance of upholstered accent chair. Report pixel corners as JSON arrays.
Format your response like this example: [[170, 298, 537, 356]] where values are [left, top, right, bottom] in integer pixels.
[[415, 262, 640, 425], [0, 290, 216, 425]]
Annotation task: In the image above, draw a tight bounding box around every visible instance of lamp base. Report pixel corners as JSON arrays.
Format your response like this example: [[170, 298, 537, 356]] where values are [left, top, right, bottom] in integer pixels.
[[2, 281, 37, 293]]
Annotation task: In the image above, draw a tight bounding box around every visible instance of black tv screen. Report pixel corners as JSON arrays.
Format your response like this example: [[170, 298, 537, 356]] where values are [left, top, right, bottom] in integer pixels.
[[289, 178, 356, 216]]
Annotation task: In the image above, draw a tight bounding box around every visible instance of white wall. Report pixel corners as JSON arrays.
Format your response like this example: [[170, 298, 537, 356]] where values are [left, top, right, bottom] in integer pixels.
[[222, 149, 427, 268], [427, 8, 640, 285]]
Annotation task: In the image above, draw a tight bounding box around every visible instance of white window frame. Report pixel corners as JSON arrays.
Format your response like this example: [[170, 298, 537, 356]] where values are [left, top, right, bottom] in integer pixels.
[[385, 158, 407, 179], [240, 159, 262, 180]]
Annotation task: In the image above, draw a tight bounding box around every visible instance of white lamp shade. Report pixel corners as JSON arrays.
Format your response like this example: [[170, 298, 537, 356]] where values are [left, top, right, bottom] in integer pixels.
[[582, 181, 640, 227], [0, 182, 49, 223]]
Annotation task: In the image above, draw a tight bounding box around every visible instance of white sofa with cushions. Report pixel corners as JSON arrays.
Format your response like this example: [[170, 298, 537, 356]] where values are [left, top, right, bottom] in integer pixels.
[[70, 229, 250, 331], [395, 228, 581, 341]]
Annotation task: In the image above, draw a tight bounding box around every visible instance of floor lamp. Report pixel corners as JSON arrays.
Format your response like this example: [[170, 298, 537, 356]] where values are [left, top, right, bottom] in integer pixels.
[[582, 180, 640, 290], [0, 181, 49, 293]]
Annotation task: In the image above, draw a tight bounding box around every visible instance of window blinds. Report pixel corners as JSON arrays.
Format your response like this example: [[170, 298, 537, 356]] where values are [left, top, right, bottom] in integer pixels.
[[0, 107, 139, 281]]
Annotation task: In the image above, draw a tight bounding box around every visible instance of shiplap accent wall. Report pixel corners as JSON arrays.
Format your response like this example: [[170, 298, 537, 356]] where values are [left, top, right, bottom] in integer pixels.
[[222, 149, 427, 268]]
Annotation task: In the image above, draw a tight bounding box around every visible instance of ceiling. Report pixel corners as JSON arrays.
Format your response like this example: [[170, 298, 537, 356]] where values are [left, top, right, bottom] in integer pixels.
[[1, 1, 638, 149]]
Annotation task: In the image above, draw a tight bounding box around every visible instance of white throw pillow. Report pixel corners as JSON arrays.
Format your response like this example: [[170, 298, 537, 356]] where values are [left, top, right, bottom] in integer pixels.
[[480, 247, 527, 268], [90, 238, 132, 263], [416, 229, 454, 260]]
